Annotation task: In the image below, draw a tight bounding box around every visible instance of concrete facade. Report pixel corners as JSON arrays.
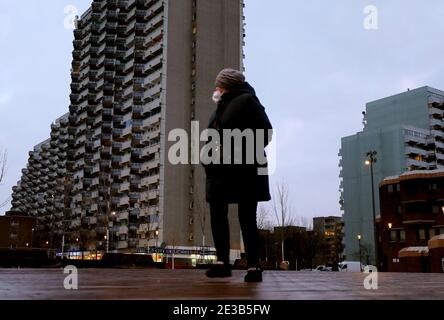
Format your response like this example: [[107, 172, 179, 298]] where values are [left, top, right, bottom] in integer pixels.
[[10, 0, 245, 262], [339, 86, 444, 265]]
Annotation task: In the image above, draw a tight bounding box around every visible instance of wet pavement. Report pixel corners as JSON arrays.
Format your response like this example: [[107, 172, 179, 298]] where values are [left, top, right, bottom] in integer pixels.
[[0, 268, 443, 300]]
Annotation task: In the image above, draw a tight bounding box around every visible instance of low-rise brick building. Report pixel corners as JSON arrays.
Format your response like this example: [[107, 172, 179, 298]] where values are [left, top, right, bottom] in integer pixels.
[[379, 169, 444, 272]]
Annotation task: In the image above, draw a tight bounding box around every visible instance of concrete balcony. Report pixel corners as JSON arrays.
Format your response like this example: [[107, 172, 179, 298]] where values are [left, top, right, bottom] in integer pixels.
[[88, 216, 97, 225], [435, 141, 444, 150], [148, 190, 159, 200], [148, 206, 158, 215], [112, 167, 131, 179], [136, 41, 162, 60], [405, 146, 428, 157], [141, 190, 159, 201], [113, 140, 132, 152], [149, 12, 163, 29], [140, 175, 159, 187], [112, 153, 131, 165], [142, 144, 160, 157], [112, 182, 130, 193], [117, 211, 129, 221], [138, 239, 149, 248], [430, 118, 443, 129], [137, 224, 149, 234], [143, 84, 162, 100], [117, 226, 128, 235], [117, 240, 128, 249], [74, 170, 83, 180], [406, 158, 429, 168], [136, 1, 163, 21], [114, 112, 132, 126], [431, 129, 443, 138], [86, 139, 101, 150], [70, 218, 81, 229], [112, 195, 130, 206], [145, 69, 162, 85], [113, 126, 132, 137], [429, 107, 443, 117]]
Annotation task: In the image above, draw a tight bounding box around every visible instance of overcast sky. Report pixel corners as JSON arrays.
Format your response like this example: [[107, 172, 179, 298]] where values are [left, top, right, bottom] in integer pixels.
[[1, 1, 444, 223]]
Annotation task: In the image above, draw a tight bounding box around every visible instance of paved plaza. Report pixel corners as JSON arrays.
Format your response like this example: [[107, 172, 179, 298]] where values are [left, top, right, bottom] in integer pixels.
[[0, 269, 443, 300]]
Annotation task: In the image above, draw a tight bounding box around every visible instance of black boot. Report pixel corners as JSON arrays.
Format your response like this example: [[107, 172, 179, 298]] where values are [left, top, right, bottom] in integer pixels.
[[244, 267, 262, 282], [206, 262, 232, 278]]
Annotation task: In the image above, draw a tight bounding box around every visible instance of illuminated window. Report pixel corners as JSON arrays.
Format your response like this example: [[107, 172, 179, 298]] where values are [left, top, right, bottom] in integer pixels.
[[388, 185, 394, 193], [418, 229, 426, 240], [400, 229, 406, 241], [414, 155, 423, 162]]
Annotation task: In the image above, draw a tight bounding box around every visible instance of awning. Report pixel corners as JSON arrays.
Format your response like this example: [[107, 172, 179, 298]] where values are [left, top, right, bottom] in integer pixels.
[[428, 234, 444, 250], [398, 246, 429, 258]]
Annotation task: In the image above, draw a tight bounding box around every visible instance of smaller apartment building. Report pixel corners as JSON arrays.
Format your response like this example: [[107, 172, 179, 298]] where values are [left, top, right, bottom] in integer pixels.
[[379, 169, 444, 272]]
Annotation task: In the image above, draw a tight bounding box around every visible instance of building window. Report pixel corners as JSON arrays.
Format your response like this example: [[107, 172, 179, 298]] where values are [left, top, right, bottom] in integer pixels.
[[430, 183, 438, 191], [388, 185, 394, 193], [397, 205, 403, 214], [440, 228, 444, 235], [430, 228, 436, 238], [418, 228, 426, 240], [390, 230, 398, 242], [432, 206, 440, 214], [399, 229, 406, 241], [396, 184, 401, 192]]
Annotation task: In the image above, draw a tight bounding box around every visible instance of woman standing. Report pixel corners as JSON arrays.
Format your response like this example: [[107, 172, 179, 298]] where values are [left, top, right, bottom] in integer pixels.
[[204, 68, 273, 282]]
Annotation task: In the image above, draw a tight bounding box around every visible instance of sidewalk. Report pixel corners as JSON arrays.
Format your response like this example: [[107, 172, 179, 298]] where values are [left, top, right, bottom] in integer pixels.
[[0, 269, 443, 300]]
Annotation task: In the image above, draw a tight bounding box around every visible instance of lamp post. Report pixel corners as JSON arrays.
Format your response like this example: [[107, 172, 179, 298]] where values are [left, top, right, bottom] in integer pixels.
[[31, 227, 34, 249], [154, 229, 159, 262], [155, 229, 159, 248], [365, 150, 379, 268], [357, 234, 362, 271]]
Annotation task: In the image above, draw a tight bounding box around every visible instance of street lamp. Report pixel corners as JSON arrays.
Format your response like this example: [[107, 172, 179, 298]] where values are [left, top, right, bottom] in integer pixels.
[[365, 150, 379, 267], [357, 234, 362, 271], [31, 227, 34, 249], [155, 229, 159, 248]]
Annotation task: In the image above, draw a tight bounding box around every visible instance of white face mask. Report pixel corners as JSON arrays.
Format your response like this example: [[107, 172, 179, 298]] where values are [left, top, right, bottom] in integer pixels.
[[212, 90, 222, 104]]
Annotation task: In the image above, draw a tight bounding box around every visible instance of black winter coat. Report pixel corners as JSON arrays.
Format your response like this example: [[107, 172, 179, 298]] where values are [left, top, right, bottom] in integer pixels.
[[204, 82, 273, 204]]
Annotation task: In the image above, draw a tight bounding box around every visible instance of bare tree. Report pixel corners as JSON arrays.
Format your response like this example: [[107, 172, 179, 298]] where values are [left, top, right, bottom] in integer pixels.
[[0, 147, 9, 209], [194, 193, 208, 247], [0, 147, 6, 184], [257, 205, 273, 231], [272, 180, 294, 261], [295, 215, 312, 230]]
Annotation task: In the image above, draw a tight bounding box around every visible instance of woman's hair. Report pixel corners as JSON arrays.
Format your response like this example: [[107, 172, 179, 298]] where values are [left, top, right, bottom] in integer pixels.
[[215, 68, 245, 90]]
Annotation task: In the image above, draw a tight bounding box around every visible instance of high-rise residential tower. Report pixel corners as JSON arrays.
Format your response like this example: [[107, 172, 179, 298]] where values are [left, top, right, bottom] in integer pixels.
[[339, 86, 444, 264], [11, 0, 245, 262], [11, 114, 69, 249]]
